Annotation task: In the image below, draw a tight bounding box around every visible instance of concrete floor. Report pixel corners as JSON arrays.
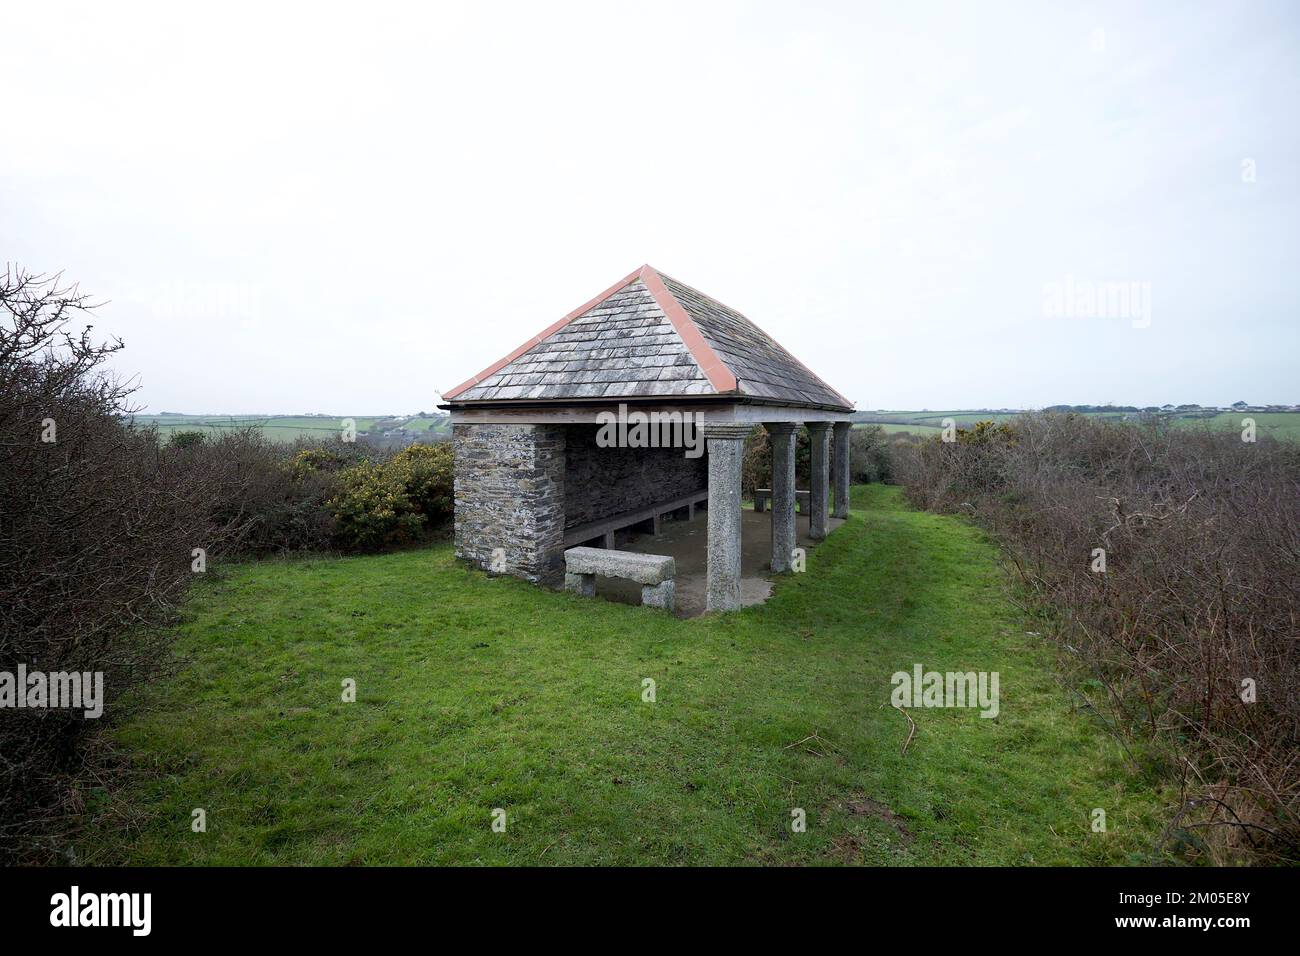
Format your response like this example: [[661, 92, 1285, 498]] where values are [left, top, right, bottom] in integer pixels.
[[591, 507, 845, 618]]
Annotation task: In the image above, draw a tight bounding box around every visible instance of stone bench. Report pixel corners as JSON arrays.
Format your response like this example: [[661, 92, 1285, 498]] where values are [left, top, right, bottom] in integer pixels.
[[563, 546, 676, 611], [753, 488, 811, 513], [563, 489, 707, 549]]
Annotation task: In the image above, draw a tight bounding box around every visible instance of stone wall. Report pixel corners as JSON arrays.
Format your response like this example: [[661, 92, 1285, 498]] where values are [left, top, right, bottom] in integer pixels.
[[453, 423, 566, 584], [563, 424, 707, 529]]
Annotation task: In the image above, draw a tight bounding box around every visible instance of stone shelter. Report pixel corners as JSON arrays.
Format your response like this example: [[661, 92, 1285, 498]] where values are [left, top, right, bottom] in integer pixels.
[[441, 265, 854, 612]]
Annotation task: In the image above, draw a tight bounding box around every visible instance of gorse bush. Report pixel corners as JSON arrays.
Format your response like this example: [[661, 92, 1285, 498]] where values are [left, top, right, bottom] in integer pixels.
[[328, 460, 425, 551], [390, 442, 454, 523], [326, 443, 454, 552], [893, 413, 1300, 864]]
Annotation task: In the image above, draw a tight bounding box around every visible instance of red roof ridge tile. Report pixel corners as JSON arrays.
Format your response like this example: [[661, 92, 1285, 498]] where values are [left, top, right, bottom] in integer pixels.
[[637, 265, 737, 394]]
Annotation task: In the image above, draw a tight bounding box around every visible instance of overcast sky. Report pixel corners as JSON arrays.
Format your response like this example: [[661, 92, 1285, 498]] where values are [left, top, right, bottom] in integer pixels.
[[3, 0, 1297, 413]]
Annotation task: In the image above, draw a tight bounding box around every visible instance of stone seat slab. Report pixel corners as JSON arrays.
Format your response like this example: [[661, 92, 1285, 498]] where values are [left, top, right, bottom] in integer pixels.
[[564, 546, 675, 585]]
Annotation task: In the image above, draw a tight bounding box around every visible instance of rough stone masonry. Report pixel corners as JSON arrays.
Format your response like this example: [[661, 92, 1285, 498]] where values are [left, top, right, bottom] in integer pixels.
[[563, 424, 705, 530], [454, 423, 566, 584]]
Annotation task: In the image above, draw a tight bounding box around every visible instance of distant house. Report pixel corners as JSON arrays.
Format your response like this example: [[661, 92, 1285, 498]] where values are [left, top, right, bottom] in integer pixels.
[[440, 265, 854, 612]]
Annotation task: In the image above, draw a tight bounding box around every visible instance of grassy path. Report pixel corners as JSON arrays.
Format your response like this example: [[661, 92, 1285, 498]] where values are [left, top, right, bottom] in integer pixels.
[[85, 485, 1174, 865]]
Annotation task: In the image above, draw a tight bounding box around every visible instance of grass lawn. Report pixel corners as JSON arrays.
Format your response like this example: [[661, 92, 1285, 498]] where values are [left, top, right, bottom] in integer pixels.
[[82, 486, 1177, 865]]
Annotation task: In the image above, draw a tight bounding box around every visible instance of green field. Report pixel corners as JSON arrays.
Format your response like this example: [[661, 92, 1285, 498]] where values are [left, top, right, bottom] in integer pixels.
[[853, 409, 1300, 441], [1192, 412, 1300, 441], [856, 410, 1020, 428], [128, 413, 450, 443], [81, 486, 1177, 866], [854, 422, 944, 435], [128, 409, 1299, 445]]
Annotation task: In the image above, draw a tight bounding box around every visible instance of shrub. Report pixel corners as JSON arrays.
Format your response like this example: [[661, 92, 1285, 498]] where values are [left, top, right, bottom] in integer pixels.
[[328, 460, 425, 552], [288, 446, 347, 479], [741, 425, 770, 496], [156, 432, 408, 557], [390, 442, 454, 523], [848, 425, 893, 483], [168, 429, 207, 449], [0, 268, 249, 860], [165, 429, 329, 555], [323, 442, 454, 552], [742, 425, 815, 496]]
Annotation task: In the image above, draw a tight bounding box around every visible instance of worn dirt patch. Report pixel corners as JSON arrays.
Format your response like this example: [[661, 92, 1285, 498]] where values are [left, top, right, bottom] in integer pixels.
[[840, 794, 914, 846], [830, 833, 866, 864]]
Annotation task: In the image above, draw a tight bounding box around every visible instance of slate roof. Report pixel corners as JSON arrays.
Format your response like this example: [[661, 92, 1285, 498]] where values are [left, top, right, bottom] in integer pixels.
[[444, 265, 851, 410]]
